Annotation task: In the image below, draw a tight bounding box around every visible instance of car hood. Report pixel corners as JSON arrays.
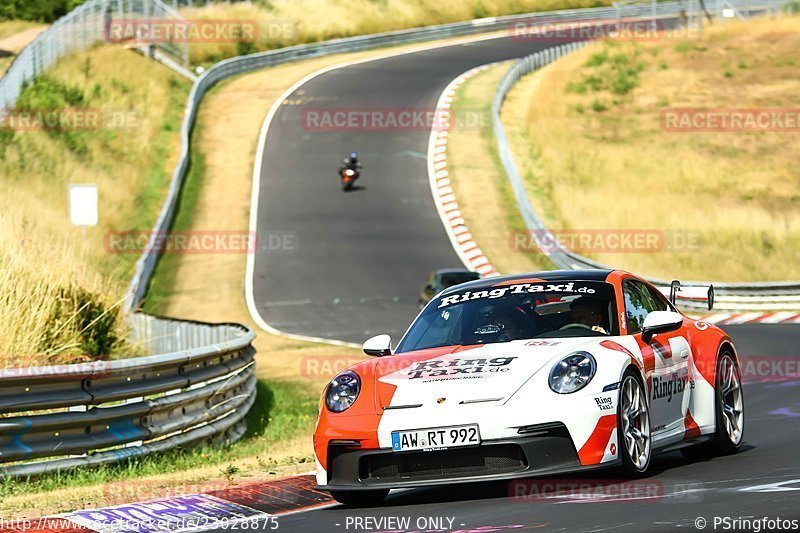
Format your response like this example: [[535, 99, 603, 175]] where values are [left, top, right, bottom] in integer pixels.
[[372, 337, 600, 412]]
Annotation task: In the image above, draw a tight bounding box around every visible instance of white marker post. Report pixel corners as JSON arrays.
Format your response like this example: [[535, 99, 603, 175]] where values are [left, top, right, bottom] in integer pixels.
[[67, 185, 99, 432]]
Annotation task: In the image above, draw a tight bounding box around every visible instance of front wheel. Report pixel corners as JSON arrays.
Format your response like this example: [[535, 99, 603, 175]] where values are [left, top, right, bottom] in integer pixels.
[[329, 489, 389, 506], [618, 371, 651, 477]]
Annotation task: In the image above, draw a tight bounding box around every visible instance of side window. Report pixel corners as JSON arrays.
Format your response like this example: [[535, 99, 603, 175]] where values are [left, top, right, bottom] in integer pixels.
[[623, 280, 660, 334], [647, 285, 674, 312]]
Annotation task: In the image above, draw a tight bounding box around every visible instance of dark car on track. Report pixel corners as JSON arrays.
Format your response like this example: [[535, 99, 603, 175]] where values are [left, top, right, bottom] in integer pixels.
[[418, 268, 481, 309]]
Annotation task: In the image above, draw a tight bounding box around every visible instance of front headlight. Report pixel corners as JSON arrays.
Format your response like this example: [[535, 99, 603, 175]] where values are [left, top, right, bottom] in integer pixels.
[[549, 351, 596, 394], [325, 370, 361, 412]]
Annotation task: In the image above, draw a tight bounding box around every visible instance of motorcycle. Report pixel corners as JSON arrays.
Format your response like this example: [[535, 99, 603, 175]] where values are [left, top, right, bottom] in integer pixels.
[[340, 167, 359, 191]]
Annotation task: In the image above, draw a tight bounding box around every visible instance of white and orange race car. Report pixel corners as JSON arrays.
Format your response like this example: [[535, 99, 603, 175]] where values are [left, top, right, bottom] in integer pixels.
[[313, 270, 744, 505]]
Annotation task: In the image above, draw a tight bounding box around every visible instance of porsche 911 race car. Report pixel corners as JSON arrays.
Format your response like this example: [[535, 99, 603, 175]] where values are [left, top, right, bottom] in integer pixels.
[[313, 270, 744, 505]]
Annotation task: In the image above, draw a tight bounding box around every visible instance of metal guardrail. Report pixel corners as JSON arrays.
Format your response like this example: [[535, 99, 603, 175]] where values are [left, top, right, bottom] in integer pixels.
[[490, 7, 800, 311], [0, 314, 255, 477], [0, 1, 256, 478], [125, 0, 737, 311], [1, 0, 789, 478]]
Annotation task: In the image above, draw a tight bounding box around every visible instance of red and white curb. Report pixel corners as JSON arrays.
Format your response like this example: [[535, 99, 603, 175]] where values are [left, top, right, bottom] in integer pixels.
[[427, 63, 503, 278], [697, 311, 800, 325], [428, 69, 800, 314]]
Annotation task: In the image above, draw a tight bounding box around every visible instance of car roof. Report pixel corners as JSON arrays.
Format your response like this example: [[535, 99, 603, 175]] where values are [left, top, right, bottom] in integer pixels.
[[434, 268, 478, 275], [439, 269, 616, 295]]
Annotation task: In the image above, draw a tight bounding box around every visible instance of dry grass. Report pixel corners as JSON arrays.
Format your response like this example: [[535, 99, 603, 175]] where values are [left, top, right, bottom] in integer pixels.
[[504, 15, 800, 281], [0, 44, 189, 364], [0, 442, 314, 518], [179, 0, 613, 65], [0, 21, 43, 41], [0, 209, 124, 367], [144, 53, 389, 382], [0, 22, 47, 75], [1, 31, 535, 517], [144, 32, 542, 378], [447, 62, 552, 275], [113, 36, 542, 516]]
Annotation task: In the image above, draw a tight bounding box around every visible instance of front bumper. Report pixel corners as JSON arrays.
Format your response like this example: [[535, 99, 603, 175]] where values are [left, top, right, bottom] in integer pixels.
[[318, 423, 617, 491]]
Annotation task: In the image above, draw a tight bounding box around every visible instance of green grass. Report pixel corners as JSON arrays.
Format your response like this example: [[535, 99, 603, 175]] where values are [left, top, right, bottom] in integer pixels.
[[140, 130, 204, 315], [0, 379, 317, 499], [476, 92, 540, 261], [567, 46, 644, 103], [446, 62, 554, 273], [96, 77, 190, 286], [137, 78, 225, 315]]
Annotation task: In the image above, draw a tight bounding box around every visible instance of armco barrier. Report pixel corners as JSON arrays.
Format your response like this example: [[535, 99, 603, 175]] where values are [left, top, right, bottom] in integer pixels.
[[0, 315, 255, 477], [124, 0, 767, 312], [491, 17, 800, 312], [0, 0, 788, 478]]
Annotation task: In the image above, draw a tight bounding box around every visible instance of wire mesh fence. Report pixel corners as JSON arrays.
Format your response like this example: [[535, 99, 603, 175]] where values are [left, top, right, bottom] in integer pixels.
[[0, 0, 188, 110]]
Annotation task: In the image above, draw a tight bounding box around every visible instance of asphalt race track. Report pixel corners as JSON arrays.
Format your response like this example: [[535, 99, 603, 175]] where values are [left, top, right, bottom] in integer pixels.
[[207, 324, 800, 532], [247, 20, 800, 533], [252, 35, 563, 343]]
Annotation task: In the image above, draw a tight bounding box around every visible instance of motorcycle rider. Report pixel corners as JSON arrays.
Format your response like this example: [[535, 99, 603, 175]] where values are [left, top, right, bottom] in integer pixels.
[[339, 152, 362, 177]]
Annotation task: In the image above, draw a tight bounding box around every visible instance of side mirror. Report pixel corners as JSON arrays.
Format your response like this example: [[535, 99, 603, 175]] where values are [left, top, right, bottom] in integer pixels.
[[363, 334, 392, 357], [642, 311, 683, 342]]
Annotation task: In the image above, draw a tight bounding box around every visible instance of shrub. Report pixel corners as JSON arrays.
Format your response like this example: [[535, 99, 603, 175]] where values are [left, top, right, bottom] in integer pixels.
[[0, 0, 86, 23], [16, 75, 85, 112], [38, 285, 120, 360]]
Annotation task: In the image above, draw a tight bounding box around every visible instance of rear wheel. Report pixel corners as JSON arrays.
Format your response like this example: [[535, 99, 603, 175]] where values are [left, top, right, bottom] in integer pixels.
[[329, 489, 389, 506], [681, 351, 744, 460], [618, 371, 651, 476]]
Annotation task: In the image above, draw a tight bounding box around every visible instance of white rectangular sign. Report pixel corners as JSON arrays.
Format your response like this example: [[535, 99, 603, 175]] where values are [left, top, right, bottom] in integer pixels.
[[69, 184, 98, 226]]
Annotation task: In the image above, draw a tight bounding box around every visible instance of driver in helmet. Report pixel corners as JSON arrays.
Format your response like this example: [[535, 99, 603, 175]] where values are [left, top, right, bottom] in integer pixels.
[[563, 296, 607, 334], [474, 305, 525, 343], [340, 152, 362, 176]]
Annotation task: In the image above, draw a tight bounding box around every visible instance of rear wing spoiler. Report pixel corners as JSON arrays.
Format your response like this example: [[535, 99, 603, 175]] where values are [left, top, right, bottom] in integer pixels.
[[657, 280, 715, 311]]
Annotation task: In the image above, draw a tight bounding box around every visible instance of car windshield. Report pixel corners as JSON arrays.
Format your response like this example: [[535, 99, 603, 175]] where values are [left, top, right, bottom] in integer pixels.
[[397, 280, 618, 352]]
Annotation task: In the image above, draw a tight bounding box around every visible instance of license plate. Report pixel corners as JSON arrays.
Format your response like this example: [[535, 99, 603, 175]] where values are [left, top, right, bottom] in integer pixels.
[[391, 424, 480, 452]]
